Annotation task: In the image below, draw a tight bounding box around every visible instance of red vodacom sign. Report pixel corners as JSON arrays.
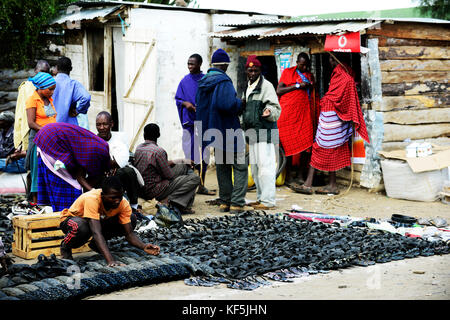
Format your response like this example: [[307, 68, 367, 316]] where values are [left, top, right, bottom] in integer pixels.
[[324, 32, 361, 53]]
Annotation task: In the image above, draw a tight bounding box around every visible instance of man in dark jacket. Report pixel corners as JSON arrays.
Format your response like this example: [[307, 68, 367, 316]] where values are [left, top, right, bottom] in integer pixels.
[[195, 49, 252, 214]]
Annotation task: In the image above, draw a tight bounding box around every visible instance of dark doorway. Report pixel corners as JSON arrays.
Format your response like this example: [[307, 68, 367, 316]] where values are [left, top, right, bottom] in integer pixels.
[[86, 28, 104, 92], [257, 55, 278, 90], [236, 54, 279, 98]]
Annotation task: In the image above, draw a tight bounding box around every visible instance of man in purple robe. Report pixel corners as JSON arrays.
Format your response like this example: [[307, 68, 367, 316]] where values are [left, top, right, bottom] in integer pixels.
[[175, 54, 215, 196]]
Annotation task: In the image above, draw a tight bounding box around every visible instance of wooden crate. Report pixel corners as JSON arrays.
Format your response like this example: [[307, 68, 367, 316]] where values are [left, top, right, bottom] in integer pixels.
[[12, 213, 90, 259]]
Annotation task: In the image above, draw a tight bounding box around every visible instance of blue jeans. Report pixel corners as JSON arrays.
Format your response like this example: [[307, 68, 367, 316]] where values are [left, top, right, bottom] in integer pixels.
[[0, 157, 26, 173]]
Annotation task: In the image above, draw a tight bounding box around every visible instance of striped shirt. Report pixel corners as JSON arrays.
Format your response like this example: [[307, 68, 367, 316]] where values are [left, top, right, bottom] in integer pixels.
[[315, 111, 353, 149], [134, 141, 175, 199]]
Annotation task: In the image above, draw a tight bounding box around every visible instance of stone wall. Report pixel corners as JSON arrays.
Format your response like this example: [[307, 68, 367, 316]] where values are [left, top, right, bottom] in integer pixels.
[[0, 69, 35, 113]]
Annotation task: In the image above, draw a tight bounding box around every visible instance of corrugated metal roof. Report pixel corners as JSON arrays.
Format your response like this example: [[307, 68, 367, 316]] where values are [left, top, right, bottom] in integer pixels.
[[381, 17, 450, 24], [50, 5, 123, 25], [219, 16, 450, 27], [211, 21, 382, 39], [66, 0, 278, 16], [218, 17, 368, 27]]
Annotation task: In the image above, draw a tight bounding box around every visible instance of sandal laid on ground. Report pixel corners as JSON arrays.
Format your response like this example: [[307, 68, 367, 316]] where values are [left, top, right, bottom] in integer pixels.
[[181, 207, 195, 215], [315, 186, 339, 195], [205, 198, 223, 206], [197, 186, 217, 195], [288, 183, 314, 195]]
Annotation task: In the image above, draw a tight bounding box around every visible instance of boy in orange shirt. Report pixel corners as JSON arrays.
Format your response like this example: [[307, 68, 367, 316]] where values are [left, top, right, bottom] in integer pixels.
[[59, 176, 160, 266]]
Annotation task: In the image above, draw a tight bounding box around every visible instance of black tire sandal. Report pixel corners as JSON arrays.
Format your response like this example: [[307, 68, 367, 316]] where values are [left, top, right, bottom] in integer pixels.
[[289, 183, 314, 195], [197, 186, 217, 195], [315, 186, 339, 195]]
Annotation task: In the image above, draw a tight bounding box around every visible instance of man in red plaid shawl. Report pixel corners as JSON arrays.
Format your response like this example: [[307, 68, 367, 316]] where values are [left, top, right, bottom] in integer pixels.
[[297, 52, 369, 195]]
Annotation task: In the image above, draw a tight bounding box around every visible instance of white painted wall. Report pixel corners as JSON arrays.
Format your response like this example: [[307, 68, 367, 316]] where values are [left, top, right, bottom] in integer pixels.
[[68, 7, 277, 159], [122, 8, 277, 159], [122, 8, 211, 158]]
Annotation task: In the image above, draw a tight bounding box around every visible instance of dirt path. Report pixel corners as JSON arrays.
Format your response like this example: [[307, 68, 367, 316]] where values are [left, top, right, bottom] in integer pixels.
[[87, 168, 450, 301]]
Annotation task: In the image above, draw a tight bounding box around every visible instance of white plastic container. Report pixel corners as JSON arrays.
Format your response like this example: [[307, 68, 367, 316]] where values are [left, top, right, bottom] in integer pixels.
[[406, 142, 418, 158], [417, 142, 432, 157]]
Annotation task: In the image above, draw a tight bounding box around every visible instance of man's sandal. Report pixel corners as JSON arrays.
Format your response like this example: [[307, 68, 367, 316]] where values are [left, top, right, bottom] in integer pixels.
[[289, 183, 314, 195], [197, 186, 217, 195], [181, 207, 195, 214], [315, 186, 339, 195]]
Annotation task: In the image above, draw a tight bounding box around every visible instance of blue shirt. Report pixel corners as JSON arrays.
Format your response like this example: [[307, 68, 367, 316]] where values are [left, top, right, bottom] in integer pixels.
[[53, 73, 91, 125]]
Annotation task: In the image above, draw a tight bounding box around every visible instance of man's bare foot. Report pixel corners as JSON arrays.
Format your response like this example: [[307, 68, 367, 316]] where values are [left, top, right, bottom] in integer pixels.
[[60, 245, 73, 260]]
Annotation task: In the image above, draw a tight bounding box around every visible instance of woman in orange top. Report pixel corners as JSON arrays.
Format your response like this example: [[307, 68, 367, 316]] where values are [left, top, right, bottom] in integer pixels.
[[25, 72, 57, 203]]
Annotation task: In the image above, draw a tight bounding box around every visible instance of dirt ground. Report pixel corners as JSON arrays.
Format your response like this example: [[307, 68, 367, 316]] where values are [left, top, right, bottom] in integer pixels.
[[85, 168, 450, 301]]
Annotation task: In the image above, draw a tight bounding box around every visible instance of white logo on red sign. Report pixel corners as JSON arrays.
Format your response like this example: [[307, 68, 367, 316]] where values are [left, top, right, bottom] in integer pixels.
[[338, 35, 347, 48]]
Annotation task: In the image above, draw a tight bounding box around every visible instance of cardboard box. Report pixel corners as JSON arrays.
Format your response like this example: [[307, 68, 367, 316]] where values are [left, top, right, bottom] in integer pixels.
[[378, 144, 450, 173], [380, 159, 448, 202], [378, 144, 450, 202]]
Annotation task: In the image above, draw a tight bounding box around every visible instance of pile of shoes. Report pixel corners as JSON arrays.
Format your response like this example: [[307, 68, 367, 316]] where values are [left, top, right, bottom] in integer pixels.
[[1, 210, 450, 298], [122, 211, 449, 289], [0, 251, 190, 300]]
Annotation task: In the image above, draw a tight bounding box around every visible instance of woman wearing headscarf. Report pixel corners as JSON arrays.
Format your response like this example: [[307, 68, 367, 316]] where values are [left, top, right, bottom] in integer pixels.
[[25, 72, 57, 203], [33, 122, 118, 212]]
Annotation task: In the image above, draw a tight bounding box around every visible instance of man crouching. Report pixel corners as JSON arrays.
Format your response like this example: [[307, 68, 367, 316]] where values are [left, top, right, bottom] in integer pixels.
[[59, 176, 160, 266]]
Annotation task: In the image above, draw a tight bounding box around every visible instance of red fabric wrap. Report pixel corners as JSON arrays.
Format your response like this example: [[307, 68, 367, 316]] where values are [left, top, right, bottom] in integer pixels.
[[320, 64, 369, 143], [277, 67, 319, 156], [310, 63, 369, 172], [310, 141, 351, 172]]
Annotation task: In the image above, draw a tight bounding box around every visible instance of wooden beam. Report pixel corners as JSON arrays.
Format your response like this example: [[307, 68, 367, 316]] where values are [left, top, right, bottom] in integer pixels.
[[82, 32, 89, 88], [366, 22, 450, 41], [382, 108, 450, 124], [104, 27, 113, 113], [336, 169, 361, 183], [123, 39, 156, 99], [383, 123, 450, 142], [382, 81, 449, 96], [379, 46, 450, 60], [380, 59, 450, 71], [239, 47, 275, 56], [129, 101, 154, 152], [122, 98, 150, 105], [381, 71, 448, 84], [375, 94, 449, 111], [103, 26, 114, 113], [374, 36, 450, 47], [381, 137, 450, 151]]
